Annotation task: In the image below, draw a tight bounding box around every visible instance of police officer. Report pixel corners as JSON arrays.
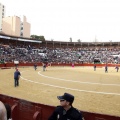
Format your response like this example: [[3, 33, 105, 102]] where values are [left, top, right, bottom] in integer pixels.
[[48, 93, 83, 120]]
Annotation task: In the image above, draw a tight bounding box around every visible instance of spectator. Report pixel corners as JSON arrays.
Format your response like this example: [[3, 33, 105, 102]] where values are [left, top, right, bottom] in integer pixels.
[[0, 101, 7, 120], [4, 104, 11, 120], [48, 93, 83, 120]]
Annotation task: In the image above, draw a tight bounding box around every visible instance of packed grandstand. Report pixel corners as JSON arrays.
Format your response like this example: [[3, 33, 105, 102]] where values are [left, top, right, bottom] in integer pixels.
[[0, 33, 120, 64]]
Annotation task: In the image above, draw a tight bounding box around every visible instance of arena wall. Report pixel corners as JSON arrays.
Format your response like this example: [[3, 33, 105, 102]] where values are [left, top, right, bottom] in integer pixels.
[[0, 94, 120, 120], [0, 62, 119, 68]]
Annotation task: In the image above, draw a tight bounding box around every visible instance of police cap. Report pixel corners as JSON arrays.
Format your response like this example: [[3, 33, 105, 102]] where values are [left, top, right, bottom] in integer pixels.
[[57, 93, 74, 103]]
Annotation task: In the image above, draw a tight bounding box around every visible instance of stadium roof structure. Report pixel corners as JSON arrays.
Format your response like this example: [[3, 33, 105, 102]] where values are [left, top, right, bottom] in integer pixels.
[[1, 33, 120, 46], [44, 40, 120, 46], [17, 38, 42, 43], [0, 33, 42, 43]]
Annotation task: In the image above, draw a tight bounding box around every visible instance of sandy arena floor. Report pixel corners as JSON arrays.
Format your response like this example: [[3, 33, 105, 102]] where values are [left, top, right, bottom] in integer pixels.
[[0, 66, 120, 116]]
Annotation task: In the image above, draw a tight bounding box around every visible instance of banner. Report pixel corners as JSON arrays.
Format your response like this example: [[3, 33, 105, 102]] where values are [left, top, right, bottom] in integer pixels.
[[14, 60, 19, 64]]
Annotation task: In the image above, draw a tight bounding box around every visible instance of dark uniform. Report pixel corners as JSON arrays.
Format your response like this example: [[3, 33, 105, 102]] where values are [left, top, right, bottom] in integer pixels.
[[48, 93, 83, 120], [14, 69, 21, 87], [34, 64, 37, 70], [105, 65, 108, 73], [94, 64, 96, 71], [4, 104, 11, 119], [115, 66, 119, 72], [43, 63, 47, 71], [48, 106, 83, 120]]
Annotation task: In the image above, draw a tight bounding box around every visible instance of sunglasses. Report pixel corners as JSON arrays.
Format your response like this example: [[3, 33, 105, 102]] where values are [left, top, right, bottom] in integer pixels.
[[60, 100, 65, 102]]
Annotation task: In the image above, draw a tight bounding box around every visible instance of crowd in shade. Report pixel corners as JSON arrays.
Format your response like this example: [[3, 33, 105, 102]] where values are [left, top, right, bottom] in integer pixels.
[[0, 43, 120, 64]]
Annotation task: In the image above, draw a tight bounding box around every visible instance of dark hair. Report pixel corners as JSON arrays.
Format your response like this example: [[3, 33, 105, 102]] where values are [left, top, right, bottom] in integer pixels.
[[4, 104, 11, 119], [69, 102, 73, 106]]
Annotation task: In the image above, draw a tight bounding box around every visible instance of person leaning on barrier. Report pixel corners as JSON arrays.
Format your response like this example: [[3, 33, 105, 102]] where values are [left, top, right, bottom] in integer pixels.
[[0, 101, 7, 120], [48, 93, 84, 120]]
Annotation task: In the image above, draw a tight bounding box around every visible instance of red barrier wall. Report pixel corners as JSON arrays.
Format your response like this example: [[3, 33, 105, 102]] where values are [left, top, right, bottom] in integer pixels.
[[0, 94, 120, 120], [0, 62, 119, 68]]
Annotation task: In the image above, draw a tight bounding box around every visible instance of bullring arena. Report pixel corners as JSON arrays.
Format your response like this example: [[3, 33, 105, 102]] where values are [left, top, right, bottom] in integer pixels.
[[1, 33, 120, 119], [0, 66, 120, 116]]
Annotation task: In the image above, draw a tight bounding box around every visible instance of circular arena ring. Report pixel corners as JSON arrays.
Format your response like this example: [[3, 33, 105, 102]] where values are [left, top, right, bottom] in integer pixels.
[[0, 66, 120, 116]]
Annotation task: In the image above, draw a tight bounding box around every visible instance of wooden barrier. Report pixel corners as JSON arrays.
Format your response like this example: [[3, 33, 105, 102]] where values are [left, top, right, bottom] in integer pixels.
[[0, 94, 120, 120], [0, 62, 119, 68]]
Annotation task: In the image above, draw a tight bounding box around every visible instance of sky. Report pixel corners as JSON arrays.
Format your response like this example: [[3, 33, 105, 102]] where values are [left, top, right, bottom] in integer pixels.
[[0, 0, 120, 42]]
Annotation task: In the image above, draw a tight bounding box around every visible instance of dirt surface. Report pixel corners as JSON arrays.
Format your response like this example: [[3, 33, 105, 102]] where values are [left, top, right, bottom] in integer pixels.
[[0, 66, 120, 116]]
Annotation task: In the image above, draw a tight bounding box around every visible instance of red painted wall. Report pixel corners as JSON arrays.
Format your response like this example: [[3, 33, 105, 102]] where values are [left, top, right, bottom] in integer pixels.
[[0, 62, 119, 68], [0, 94, 120, 120]]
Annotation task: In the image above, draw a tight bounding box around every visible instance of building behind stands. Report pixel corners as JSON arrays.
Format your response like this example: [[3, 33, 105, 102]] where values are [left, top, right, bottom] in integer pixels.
[[2, 15, 31, 38], [0, 2, 6, 32]]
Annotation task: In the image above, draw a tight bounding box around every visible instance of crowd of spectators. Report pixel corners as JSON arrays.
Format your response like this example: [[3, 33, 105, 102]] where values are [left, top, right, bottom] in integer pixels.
[[0, 43, 120, 64]]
